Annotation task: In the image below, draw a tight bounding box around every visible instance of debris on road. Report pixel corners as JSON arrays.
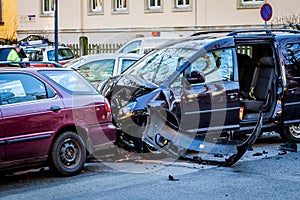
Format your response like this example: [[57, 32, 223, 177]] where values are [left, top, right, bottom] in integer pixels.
[[278, 142, 298, 152], [168, 174, 179, 181]]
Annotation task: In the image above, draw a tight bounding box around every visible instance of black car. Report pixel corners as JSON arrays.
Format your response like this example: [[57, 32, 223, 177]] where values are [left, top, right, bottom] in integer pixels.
[[100, 29, 300, 165]]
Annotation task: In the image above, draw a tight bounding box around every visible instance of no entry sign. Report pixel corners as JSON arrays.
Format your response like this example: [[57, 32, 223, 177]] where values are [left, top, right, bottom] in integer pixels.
[[260, 3, 273, 21]]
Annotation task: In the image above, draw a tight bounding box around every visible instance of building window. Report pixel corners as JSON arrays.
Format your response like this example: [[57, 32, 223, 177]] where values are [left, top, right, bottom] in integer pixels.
[[149, 0, 161, 9], [242, 0, 264, 4], [89, 0, 104, 14], [238, 0, 265, 9], [112, 0, 128, 13], [176, 0, 190, 8], [42, 0, 54, 15], [145, 0, 163, 13], [173, 0, 191, 12]]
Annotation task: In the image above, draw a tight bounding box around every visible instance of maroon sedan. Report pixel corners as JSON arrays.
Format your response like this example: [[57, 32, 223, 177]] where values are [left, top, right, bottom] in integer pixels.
[[0, 68, 116, 176]]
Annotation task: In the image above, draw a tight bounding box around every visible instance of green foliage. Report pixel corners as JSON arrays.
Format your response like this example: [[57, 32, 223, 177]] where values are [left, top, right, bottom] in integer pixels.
[[272, 14, 300, 30]]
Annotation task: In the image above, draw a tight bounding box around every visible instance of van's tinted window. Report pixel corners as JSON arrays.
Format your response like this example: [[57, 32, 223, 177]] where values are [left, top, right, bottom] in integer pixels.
[[285, 43, 300, 77], [190, 48, 234, 83], [126, 48, 196, 85]]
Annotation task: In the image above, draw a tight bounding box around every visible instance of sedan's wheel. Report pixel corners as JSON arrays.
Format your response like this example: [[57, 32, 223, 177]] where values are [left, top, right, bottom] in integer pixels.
[[50, 131, 86, 176], [281, 124, 300, 143]]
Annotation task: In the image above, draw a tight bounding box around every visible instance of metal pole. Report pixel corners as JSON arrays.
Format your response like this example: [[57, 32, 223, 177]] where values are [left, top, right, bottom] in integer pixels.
[[264, 21, 267, 29], [195, 0, 197, 30], [54, 0, 58, 62]]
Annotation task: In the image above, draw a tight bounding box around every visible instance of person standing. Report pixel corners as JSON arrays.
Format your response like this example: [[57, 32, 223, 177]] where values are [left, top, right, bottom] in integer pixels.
[[7, 46, 21, 62]]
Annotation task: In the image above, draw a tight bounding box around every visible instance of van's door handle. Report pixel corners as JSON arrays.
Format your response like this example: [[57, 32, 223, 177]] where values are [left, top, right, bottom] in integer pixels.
[[50, 106, 61, 112], [227, 92, 238, 99], [288, 88, 297, 94]]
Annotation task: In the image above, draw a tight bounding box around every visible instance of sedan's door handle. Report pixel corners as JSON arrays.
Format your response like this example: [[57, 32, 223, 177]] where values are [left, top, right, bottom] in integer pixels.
[[50, 106, 61, 112]]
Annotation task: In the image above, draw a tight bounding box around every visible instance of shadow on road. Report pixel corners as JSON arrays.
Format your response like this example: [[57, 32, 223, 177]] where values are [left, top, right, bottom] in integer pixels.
[[0, 131, 296, 185]]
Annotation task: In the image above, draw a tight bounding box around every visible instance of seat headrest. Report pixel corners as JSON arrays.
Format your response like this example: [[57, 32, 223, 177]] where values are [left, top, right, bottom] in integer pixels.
[[259, 57, 274, 66]]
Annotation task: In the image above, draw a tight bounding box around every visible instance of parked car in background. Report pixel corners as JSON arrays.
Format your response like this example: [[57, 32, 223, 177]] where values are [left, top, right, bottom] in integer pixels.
[[117, 37, 178, 54], [23, 45, 75, 67], [65, 53, 142, 88], [0, 61, 63, 68], [0, 45, 28, 62], [0, 61, 30, 68], [0, 68, 116, 176], [19, 35, 54, 46], [100, 29, 300, 165]]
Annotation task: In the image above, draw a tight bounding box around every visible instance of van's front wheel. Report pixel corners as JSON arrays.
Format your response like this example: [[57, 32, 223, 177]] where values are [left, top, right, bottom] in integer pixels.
[[281, 124, 300, 143]]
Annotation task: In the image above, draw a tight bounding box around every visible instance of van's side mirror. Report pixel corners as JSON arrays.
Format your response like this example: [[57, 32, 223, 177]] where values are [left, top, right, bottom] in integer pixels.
[[186, 70, 205, 84]]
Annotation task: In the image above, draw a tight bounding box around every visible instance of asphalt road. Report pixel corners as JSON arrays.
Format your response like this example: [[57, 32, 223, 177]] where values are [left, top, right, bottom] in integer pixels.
[[0, 132, 299, 200]]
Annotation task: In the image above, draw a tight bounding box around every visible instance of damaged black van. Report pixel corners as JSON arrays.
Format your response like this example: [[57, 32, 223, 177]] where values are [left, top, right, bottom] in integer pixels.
[[100, 30, 300, 165]]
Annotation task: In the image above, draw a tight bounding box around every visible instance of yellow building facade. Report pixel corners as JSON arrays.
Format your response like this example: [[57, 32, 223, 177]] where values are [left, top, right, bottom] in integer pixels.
[[0, 0, 18, 41]]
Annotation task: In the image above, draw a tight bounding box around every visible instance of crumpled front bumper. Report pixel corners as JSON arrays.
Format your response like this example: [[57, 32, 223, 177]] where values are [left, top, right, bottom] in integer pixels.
[[143, 109, 263, 166]]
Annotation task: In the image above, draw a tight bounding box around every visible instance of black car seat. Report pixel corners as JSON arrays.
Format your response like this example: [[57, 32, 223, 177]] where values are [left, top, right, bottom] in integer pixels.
[[237, 53, 258, 97], [241, 56, 274, 112]]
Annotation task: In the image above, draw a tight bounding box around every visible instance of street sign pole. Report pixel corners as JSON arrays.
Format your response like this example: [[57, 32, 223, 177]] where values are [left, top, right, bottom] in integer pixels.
[[54, 0, 58, 62], [264, 21, 267, 29]]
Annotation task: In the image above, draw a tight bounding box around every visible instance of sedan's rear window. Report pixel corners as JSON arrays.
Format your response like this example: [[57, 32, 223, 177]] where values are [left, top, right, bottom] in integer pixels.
[[40, 70, 98, 94]]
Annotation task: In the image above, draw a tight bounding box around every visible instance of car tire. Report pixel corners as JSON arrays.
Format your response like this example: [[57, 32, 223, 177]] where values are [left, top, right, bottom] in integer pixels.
[[50, 131, 86, 176], [281, 124, 300, 143], [143, 142, 160, 154]]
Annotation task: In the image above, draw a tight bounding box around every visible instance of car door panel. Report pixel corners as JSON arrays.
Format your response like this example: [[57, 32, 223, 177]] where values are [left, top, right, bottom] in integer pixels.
[[2, 97, 64, 161], [0, 72, 65, 162], [180, 47, 240, 133], [283, 79, 300, 123], [181, 81, 240, 132], [278, 38, 300, 123]]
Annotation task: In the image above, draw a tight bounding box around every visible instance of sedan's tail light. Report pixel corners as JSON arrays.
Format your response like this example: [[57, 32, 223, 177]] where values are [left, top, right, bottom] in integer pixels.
[[94, 98, 113, 123], [104, 98, 112, 113], [100, 98, 112, 122]]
